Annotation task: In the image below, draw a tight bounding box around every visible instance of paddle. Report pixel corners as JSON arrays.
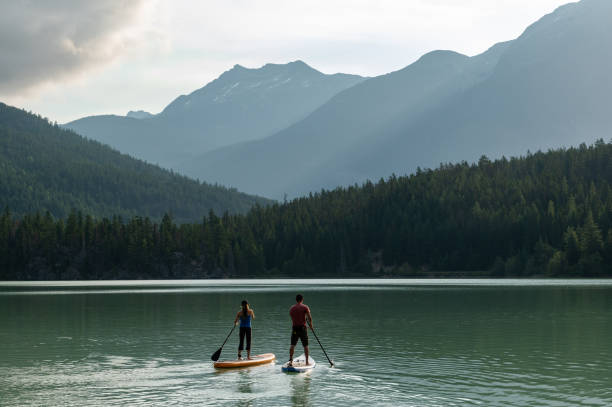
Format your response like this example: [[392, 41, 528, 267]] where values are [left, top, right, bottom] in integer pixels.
[[310, 326, 334, 367], [211, 324, 237, 361]]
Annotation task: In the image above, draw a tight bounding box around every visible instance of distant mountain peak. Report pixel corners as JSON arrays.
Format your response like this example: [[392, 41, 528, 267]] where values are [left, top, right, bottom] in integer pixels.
[[391, 50, 469, 77], [288, 59, 309, 66], [283, 60, 315, 70], [415, 50, 469, 65], [167, 60, 344, 110], [228, 60, 319, 75], [126, 110, 154, 119]]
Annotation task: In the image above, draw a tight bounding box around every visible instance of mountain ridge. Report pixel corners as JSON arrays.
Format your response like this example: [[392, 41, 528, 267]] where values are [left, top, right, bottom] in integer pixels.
[[65, 60, 365, 170]]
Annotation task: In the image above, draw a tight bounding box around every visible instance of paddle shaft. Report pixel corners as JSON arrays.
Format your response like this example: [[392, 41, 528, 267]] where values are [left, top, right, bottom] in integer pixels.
[[220, 324, 237, 348], [310, 326, 334, 367], [211, 324, 236, 361]]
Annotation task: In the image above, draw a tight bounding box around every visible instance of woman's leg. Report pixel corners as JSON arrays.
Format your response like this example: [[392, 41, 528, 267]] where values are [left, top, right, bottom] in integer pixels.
[[246, 328, 252, 359], [238, 327, 246, 358]]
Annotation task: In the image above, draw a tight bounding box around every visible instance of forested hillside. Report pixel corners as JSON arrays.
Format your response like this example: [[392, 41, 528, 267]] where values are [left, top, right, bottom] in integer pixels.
[[2, 141, 611, 280], [0, 103, 270, 221]]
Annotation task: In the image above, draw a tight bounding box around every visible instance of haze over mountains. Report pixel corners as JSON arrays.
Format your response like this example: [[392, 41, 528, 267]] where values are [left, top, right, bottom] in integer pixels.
[[190, 0, 612, 199], [65, 0, 611, 200], [184, 46, 510, 198], [65, 61, 364, 169]]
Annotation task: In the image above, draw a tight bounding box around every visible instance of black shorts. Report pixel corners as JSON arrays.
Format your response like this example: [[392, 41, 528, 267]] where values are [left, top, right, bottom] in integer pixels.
[[291, 325, 308, 346]]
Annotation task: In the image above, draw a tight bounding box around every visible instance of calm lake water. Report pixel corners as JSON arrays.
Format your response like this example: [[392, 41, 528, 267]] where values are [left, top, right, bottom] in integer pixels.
[[1, 279, 611, 406]]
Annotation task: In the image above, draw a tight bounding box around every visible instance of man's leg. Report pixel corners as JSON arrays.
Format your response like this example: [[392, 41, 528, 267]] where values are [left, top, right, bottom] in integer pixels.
[[302, 327, 310, 365], [289, 327, 298, 365], [289, 345, 295, 365]]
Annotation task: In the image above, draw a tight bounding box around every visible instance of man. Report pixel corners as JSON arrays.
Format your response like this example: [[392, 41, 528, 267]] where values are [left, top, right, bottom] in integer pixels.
[[289, 294, 313, 366]]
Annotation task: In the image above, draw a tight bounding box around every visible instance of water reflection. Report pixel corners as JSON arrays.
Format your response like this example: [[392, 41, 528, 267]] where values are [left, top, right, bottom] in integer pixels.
[[290, 374, 312, 407], [235, 369, 255, 407], [237, 369, 254, 394]]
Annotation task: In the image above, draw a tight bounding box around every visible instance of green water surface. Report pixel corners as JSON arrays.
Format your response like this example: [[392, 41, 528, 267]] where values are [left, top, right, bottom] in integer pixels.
[[1, 279, 611, 406]]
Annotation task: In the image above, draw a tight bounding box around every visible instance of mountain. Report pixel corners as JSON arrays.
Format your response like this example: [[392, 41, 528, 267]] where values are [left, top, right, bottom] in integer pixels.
[[126, 110, 154, 119], [359, 0, 612, 179], [0, 103, 271, 221], [64, 61, 364, 169], [183, 46, 507, 197], [186, 0, 612, 199]]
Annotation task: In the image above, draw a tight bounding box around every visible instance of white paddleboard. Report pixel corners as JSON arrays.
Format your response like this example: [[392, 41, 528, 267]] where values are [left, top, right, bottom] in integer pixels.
[[281, 354, 316, 373]]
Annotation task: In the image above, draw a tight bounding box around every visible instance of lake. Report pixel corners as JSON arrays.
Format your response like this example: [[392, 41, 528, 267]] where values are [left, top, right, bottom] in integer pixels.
[[1, 279, 611, 406]]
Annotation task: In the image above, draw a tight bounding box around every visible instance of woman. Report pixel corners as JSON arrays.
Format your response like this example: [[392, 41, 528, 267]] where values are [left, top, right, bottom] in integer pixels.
[[234, 300, 255, 360]]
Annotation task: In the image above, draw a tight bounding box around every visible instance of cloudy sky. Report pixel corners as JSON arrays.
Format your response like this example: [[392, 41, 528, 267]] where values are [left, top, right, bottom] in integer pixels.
[[0, 0, 571, 123]]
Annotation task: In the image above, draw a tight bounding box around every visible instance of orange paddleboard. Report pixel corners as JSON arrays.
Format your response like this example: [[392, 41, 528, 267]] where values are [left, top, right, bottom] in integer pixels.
[[213, 353, 276, 369]]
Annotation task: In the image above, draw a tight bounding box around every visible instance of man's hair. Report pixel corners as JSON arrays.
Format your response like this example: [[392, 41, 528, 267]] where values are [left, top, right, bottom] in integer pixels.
[[296, 294, 303, 302]]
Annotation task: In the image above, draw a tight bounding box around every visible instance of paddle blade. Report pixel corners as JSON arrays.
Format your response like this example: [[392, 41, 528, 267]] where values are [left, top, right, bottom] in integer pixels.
[[211, 348, 222, 361]]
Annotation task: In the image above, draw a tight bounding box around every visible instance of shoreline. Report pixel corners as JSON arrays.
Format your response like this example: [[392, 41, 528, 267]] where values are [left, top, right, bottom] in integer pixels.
[[2, 277, 612, 287]]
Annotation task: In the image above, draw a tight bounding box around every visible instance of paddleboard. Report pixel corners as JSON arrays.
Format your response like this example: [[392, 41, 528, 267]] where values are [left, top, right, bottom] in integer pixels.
[[214, 353, 276, 369], [281, 354, 316, 373]]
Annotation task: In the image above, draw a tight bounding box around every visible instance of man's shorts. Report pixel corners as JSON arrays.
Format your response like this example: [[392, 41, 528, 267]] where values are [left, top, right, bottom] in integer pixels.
[[291, 325, 309, 346]]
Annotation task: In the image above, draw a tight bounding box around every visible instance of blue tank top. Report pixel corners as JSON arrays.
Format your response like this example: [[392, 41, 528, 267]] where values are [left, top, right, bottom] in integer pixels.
[[239, 313, 251, 328]]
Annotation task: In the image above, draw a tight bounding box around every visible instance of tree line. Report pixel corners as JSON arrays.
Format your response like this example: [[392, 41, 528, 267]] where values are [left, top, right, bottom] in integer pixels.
[[1, 140, 611, 280]]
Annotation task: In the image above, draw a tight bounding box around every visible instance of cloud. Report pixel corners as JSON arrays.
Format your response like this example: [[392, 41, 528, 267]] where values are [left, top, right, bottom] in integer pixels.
[[0, 0, 150, 95]]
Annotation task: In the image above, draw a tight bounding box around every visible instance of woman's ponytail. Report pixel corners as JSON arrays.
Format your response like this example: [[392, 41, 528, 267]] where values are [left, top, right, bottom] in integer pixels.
[[241, 300, 248, 318]]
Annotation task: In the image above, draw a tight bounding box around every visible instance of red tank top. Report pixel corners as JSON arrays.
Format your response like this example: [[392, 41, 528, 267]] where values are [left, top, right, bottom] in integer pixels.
[[290, 303, 310, 326]]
